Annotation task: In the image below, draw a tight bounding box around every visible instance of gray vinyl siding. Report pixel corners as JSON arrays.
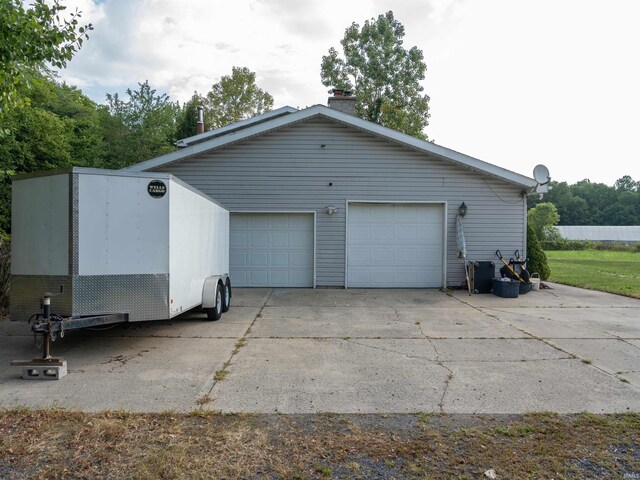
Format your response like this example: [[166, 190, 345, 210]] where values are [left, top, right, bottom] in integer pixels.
[[152, 118, 526, 287]]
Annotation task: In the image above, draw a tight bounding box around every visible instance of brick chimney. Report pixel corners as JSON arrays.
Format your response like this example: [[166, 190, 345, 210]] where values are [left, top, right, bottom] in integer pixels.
[[327, 88, 355, 115]]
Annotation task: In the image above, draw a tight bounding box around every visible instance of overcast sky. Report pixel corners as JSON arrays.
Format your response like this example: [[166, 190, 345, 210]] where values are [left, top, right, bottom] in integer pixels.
[[58, 0, 640, 186]]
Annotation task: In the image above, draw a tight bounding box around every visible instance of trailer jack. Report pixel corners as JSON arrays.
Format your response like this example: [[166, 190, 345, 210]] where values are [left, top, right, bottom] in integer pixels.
[[11, 293, 128, 380]]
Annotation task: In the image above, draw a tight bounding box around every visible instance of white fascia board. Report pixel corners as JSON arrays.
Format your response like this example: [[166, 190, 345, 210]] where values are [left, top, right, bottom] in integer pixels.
[[126, 104, 537, 189]]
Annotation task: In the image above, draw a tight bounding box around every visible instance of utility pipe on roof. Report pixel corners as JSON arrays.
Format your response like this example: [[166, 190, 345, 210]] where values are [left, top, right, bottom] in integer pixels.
[[196, 105, 204, 134]]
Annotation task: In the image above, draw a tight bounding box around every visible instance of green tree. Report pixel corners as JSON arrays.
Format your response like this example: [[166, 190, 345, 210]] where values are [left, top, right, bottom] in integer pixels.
[[0, 0, 92, 117], [527, 223, 550, 281], [320, 11, 430, 139], [528, 181, 591, 225], [528, 202, 560, 240], [0, 71, 107, 232], [175, 92, 206, 140], [614, 175, 638, 192], [204, 67, 273, 130], [104, 81, 180, 168]]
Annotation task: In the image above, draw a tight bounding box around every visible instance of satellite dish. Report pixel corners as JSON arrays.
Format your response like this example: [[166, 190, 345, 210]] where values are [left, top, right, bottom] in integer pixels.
[[533, 164, 550, 184]]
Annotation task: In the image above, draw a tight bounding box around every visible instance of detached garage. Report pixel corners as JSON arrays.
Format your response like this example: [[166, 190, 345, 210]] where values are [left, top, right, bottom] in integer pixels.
[[126, 97, 542, 289]]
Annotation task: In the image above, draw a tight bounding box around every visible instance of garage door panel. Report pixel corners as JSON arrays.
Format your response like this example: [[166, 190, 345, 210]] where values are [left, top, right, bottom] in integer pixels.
[[372, 247, 394, 265], [231, 213, 314, 287], [396, 269, 428, 286], [348, 269, 370, 285], [270, 270, 289, 284], [230, 215, 247, 229], [249, 252, 268, 266], [396, 226, 418, 242], [230, 251, 246, 267], [271, 232, 289, 248], [291, 252, 311, 267], [349, 248, 370, 265], [292, 231, 313, 247], [250, 270, 268, 285], [271, 251, 289, 267], [270, 216, 290, 229], [348, 203, 443, 288], [234, 271, 248, 285], [375, 226, 395, 242], [371, 268, 394, 286], [250, 232, 268, 248], [350, 226, 371, 242], [396, 247, 422, 264], [249, 216, 269, 228], [230, 231, 247, 248]]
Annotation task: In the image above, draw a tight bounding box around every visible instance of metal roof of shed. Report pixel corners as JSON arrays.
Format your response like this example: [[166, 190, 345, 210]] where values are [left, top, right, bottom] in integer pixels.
[[556, 225, 640, 242], [125, 104, 538, 190]]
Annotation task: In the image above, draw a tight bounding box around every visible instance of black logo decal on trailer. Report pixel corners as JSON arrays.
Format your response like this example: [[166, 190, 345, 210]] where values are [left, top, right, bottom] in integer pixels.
[[148, 180, 167, 198]]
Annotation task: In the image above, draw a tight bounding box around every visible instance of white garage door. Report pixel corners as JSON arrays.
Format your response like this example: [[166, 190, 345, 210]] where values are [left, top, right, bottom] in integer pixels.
[[347, 203, 444, 288], [230, 213, 314, 287]]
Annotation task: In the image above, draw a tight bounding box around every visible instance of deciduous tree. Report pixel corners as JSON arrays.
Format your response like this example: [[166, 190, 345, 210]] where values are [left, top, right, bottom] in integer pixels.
[[203, 67, 273, 130], [321, 11, 430, 139], [528, 202, 560, 240], [104, 81, 180, 168], [0, 0, 92, 117]]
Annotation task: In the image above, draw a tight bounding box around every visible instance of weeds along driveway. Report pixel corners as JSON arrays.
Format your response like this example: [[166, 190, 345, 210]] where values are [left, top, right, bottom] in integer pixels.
[[1, 285, 639, 413]]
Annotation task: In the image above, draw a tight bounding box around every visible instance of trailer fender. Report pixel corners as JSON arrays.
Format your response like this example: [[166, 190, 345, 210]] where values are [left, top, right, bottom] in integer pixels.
[[202, 276, 223, 309]]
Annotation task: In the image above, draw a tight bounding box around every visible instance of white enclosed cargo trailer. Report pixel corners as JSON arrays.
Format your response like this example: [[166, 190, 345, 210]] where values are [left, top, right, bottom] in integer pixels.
[[11, 167, 231, 326]]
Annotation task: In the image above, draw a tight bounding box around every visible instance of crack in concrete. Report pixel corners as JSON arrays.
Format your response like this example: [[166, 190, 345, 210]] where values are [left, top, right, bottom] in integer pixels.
[[465, 305, 640, 393], [426, 338, 453, 414], [484, 306, 638, 341], [449, 295, 640, 390], [341, 339, 435, 362], [201, 289, 274, 400], [343, 335, 454, 413]]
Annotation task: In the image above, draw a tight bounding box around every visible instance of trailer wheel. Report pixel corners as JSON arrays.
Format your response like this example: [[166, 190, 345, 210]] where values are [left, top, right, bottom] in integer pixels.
[[222, 279, 231, 313], [205, 287, 223, 321]]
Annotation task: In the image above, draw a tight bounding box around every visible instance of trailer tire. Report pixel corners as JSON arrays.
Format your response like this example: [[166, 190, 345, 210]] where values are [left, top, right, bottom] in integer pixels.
[[222, 279, 231, 313], [204, 287, 223, 321]]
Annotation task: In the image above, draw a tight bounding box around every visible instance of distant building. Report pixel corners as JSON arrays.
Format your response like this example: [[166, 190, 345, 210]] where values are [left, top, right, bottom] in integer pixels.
[[556, 226, 640, 243]]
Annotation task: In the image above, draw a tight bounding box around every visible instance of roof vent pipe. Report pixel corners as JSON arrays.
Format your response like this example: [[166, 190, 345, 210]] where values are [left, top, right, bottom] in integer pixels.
[[196, 105, 204, 134]]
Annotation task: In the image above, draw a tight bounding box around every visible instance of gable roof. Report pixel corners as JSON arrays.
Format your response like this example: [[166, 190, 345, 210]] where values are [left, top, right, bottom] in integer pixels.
[[125, 105, 538, 190], [174, 106, 298, 148]]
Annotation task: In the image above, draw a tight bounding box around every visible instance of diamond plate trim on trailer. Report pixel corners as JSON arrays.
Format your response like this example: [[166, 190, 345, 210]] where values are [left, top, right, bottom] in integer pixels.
[[10, 274, 169, 323], [72, 274, 169, 322], [70, 172, 79, 276]]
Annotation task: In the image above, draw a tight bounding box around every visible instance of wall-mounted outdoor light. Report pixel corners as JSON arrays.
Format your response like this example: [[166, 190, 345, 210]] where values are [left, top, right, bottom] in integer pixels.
[[458, 202, 468, 217], [325, 206, 338, 215]]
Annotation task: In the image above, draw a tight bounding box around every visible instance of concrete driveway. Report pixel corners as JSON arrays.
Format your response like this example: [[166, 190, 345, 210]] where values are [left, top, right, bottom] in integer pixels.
[[1, 284, 639, 414]]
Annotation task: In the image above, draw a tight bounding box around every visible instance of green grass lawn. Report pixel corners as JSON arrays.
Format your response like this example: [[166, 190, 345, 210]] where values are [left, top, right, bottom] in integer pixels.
[[546, 250, 640, 298]]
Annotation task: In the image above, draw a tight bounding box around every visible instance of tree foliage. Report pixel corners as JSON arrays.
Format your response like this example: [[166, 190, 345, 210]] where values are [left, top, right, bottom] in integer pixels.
[[0, 67, 275, 234], [0, 71, 105, 232], [104, 81, 180, 168], [528, 203, 560, 241], [175, 92, 206, 140], [527, 223, 550, 281], [528, 177, 640, 226], [0, 0, 92, 117], [175, 67, 273, 138], [204, 67, 274, 130], [320, 11, 430, 139]]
